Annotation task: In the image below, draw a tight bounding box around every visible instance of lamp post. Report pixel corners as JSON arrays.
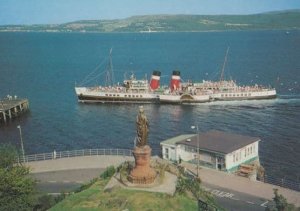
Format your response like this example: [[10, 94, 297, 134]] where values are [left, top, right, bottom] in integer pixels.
[[191, 125, 200, 177], [17, 125, 25, 163]]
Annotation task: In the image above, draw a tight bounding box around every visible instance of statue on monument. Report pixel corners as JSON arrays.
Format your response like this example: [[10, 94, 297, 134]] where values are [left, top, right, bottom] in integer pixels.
[[136, 106, 149, 147], [128, 106, 156, 184]]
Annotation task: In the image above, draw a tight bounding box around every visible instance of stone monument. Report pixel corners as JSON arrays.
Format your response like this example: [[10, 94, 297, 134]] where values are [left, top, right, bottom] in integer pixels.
[[128, 106, 157, 184]]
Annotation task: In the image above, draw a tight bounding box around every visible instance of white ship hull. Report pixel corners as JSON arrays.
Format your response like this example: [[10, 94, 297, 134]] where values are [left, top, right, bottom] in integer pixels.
[[210, 89, 277, 101], [75, 87, 159, 103], [159, 93, 210, 104]]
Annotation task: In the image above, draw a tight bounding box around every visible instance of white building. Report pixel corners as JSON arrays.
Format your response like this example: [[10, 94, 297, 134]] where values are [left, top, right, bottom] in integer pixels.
[[160, 130, 260, 172]]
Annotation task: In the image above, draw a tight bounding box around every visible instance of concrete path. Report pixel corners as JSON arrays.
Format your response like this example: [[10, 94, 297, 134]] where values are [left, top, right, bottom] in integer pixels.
[[105, 172, 177, 196], [181, 162, 300, 207]]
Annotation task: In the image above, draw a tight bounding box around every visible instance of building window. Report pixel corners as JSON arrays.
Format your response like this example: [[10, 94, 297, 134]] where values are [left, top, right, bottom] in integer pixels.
[[233, 154, 235, 162], [165, 148, 169, 159], [244, 149, 246, 157]]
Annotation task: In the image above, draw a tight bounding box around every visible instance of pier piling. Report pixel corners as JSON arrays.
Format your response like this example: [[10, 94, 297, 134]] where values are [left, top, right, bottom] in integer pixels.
[[0, 97, 29, 124]]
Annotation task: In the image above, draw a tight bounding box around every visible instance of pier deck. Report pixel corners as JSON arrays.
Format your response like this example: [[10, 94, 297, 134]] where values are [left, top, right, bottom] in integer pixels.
[[0, 98, 29, 123]]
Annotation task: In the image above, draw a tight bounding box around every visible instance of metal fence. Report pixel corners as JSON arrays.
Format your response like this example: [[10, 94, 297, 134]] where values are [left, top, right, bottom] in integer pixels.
[[261, 174, 300, 192], [17, 148, 299, 192], [17, 148, 133, 163]]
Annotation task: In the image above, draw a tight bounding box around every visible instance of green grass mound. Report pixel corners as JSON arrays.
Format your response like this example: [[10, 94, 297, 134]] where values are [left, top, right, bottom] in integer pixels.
[[50, 178, 197, 211]]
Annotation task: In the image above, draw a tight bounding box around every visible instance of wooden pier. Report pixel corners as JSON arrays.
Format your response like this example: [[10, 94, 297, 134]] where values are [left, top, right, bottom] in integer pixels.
[[0, 97, 29, 123]]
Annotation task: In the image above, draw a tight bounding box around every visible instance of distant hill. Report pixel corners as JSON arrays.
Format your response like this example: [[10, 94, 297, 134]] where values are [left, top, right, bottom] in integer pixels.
[[1, 10, 300, 33]]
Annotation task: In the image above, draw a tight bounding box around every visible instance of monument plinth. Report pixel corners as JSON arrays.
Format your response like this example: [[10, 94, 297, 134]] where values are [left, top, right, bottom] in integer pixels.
[[128, 106, 157, 184], [128, 145, 156, 184]]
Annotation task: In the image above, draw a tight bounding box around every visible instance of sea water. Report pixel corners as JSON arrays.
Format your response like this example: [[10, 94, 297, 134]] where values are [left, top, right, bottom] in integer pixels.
[[0, 30, 299, 181]]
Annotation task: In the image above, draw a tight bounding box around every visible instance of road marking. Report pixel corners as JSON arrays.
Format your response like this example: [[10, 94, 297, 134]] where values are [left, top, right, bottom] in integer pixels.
[[246, 201, 255, 204], [211, 190, 234, 198], [48, 181, 57, 183], [260, 201, 269, 207], [231, 197, 240, 201]]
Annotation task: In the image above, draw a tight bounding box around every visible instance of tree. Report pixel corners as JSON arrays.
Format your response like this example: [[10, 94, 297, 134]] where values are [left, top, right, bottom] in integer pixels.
[[273, 189, 288, 211], [0, 144, 36, 211], [266, 188, 297, 211]]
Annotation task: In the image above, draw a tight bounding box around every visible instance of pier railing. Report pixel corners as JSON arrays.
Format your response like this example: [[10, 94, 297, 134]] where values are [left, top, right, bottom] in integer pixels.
[[18, 148, 133, 163]]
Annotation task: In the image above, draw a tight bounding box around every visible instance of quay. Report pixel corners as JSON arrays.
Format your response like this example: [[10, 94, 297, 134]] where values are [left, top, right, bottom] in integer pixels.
[[0, 97, 29, 123]]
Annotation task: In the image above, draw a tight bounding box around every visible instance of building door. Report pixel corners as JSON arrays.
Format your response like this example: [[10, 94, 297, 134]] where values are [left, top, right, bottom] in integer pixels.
[[217, 157, 225, 170]]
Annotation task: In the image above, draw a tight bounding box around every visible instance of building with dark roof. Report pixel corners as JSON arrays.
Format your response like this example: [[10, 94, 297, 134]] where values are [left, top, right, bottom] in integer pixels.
[[160, 130, 260, 172]]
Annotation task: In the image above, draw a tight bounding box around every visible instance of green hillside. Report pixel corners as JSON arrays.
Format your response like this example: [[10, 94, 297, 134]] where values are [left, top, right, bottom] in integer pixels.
[[50, 178, 198, 211], [1, 10, 299, 33]]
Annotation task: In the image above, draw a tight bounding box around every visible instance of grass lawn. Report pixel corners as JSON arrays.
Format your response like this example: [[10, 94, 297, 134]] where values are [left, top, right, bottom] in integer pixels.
[[50, 178, 197, 211]]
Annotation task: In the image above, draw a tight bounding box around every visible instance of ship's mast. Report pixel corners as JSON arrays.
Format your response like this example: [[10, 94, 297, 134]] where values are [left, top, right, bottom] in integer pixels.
[[220, 47, 230, 82], [105, 48, 114, 86]]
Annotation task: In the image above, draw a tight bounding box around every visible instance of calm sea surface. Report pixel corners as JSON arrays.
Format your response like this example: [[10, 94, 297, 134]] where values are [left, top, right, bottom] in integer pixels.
[[0, 31, 300, 181]]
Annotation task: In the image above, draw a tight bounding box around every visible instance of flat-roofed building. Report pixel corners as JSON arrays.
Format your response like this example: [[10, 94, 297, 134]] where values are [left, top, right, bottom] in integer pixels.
[[160, 130, 260, 172]]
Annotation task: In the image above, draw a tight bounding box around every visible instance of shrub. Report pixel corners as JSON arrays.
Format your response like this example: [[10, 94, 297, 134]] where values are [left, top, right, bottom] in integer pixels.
[[100, 166, 116, 179]]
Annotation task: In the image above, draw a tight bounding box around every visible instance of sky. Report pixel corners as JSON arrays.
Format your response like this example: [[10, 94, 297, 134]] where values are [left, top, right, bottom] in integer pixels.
[[0, 0, 299, 25]]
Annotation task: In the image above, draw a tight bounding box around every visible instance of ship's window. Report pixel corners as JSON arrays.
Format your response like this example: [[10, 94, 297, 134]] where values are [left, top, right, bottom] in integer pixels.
[[140, 95, 142, 97], [117, 95, 119, 97], [113, 94, 116, 97], [221, 94, 224, 97], [233, 94, 235, 97], [225, 94, 227, 97], [241, 94, 243, 96], [237, 94, 239, 97], [125, 95, 127, 97], [109, 94, 112, 96], [128, 95, 131, 97], [105, 94, 108, 96]]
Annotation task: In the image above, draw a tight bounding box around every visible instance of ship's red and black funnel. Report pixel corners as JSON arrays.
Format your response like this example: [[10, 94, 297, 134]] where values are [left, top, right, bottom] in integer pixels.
[[150, 70, 161, 90], [170, 70, 181, 91]]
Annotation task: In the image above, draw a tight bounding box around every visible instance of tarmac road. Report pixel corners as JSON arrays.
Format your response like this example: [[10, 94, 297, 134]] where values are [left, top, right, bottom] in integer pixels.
[[203, 183, 270, 211], [31, 168, 105, 193]]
